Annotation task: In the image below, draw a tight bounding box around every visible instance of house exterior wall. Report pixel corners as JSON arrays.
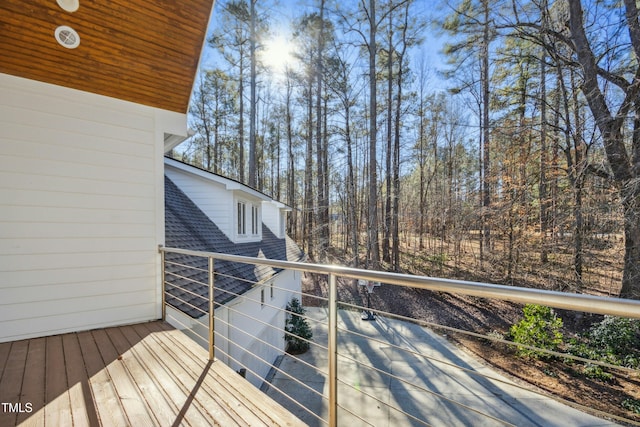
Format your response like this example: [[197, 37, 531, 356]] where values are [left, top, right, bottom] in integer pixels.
[[164, 165, 234, 236], [0, 74, 184, 343], [262, 202, 286, 238], [164, 160, 270, 243], [165, 269, 301, 388]]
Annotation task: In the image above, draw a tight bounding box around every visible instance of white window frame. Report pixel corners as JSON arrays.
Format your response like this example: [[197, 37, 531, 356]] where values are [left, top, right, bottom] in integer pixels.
[[237, 201, 246, 236], [251, 204, 260, 236], [235, 197, 261, 241]]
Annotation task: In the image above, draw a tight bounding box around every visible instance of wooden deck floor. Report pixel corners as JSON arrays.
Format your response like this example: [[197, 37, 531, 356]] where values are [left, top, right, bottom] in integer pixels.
[[0, 321, 305, 427]]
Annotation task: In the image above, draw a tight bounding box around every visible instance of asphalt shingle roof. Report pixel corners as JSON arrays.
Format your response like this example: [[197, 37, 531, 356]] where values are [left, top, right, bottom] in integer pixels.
[[164, 175, 304, 318]]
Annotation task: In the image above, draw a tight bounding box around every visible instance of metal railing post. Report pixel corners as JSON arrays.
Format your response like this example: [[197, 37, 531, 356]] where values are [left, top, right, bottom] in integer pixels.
[[160, 247, 166, 321], [209, 256, 215, 361], [328, 273, 338, 427]]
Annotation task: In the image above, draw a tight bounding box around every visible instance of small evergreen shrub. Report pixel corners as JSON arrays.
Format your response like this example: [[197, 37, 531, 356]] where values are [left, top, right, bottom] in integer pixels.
[[622, 398, 640, 414], [568, 315, 640, 371], [510, 304, 563, 359], [582, 364, 614, 382], [427, 253, 448, 266], [588, 316, 640, 365], [284, 298, 313, 354]]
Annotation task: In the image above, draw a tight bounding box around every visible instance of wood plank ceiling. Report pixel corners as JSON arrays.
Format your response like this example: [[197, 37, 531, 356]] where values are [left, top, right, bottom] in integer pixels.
[[0, 0, 214, 113]]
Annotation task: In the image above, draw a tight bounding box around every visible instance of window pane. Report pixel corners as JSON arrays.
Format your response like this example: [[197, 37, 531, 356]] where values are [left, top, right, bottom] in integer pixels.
[[252, 205, 259, 235], [237, 202, 246, 235]]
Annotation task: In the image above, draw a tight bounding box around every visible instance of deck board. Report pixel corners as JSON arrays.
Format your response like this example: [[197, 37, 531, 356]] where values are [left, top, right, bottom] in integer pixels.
[[130, 322, 213, 426], [0, 320, 306, 427], [61, 333, 94, 427], [45, 335, 73, 427], [77, 329, 129, 427], [15, 338, 45, 427], [93, 328, 156, 427], [0, 340, 28, 427], [144, 322, 253, 426], [116, 324, 187, 427]]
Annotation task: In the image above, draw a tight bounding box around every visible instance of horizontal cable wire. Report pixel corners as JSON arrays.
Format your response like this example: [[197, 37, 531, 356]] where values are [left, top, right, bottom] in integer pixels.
[[212, 287, 329, 352], [334, 402, 376, 427], [213, 311, 319, 369], [212, 340, 328, 425], [164, 271, 210, 289], [335, 307, 640, 426], [335, 380, 434, 427], [214, 331, 327, 406], [164, 259, 209, 274], [212, 299, 328, 357], [340, 301, 640, 375], [212, 268, 329, 305], [162, 288, 209, 318], [165, 316, 209, 347], [164, 280, 208, 302], [335, 352, 515, 426], [214, 270, 262, 287]]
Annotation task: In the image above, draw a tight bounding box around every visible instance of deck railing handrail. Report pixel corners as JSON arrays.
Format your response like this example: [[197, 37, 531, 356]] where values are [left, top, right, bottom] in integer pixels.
[[159, 246, 640, 319], [160, 245, 640, 426]]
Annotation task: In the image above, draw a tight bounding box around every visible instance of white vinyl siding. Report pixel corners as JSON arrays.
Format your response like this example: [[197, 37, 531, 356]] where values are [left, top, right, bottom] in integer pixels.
[[164, 166, 233, 235], [0, 74, 179, 342], [164, 158, 268, 243], [262, 201, 287, 238]]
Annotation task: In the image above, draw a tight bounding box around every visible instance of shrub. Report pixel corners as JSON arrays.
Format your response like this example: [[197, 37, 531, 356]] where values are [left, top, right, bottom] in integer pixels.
[[284, 298, 313, 354], [510, 304, 563, 359], [588, 316, 640, 364], [582, 364, 614, 382], [622, 398, 640, 414], [568, 315, 640, 370]]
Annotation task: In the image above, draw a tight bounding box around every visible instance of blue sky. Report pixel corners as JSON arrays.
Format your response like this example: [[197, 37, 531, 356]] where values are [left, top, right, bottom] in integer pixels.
[[198, 0, 451, 92]]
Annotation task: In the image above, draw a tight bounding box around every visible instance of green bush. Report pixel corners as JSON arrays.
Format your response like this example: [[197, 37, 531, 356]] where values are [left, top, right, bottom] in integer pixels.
[[510, 304, 563, 359], [588, 316, 640, 363], [568, 315, 640, 369], [284, 298, 313, 354], [427, 253, 448, 266], [582, 364, 614, 382], [622, 398, 640, 414]]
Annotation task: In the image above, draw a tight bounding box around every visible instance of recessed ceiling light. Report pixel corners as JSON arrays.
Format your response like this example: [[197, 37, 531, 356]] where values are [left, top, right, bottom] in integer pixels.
[[55, 26, 80, 49], [56, 0, 79, 12]]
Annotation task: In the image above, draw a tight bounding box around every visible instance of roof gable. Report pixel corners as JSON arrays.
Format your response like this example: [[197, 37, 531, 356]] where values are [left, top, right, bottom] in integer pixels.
[[0, 0, 213, 113]]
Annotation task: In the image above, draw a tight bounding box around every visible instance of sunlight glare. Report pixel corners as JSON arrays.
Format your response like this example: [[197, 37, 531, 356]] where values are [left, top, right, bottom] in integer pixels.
[[262, 36, 295, 74]]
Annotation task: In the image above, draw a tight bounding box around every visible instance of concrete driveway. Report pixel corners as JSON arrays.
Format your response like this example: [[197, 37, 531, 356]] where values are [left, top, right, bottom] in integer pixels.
[[264, 308, 619, 427]]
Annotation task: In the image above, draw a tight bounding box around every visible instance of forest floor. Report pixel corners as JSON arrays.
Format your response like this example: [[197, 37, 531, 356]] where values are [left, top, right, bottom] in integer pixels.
[[301, 234, 640, 425]]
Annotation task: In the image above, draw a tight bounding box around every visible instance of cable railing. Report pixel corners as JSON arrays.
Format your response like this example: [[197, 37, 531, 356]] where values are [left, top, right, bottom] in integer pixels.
[[159, 246, 640, 427]]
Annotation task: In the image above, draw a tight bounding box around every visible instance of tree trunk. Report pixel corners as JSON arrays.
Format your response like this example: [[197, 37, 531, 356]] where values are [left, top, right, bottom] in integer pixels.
[[315, 0, 327, 261], [383, 11, 393, 264], [238, 48, 245, 182], [621, 191, 640, 298], [481, 0, 492, 253], [304, 71, 315, 259], [539, 50, 549, 263], [367, 0, 380, 267], [285, 73, 297, 240], [345, 100, 359, 267], [566, 0, 640, 298], [248, 0, 257, 188]]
